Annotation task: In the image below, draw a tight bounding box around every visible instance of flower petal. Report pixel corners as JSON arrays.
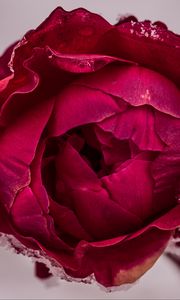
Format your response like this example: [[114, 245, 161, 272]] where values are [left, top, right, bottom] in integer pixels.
[[0, 42, 17, 80], [71, 188, 142, 240], [56, 141, 100, 191], [102, 158, 154, 221], [151, 112, 180, 213], [76, 65, 180, 117], [49, 84, 120, 136], [30, 141, 49, 213], [11, 187, 72, 251], [46, 47, 132, 74], [49, 199, 92, 243], [95, 126, 131, 166], [66, 229, 171, 287], [99, 106, 165, 151], [56, 141, 142, 239], [0, 88, 54, 210], [97, 20, 180, 86], [11, 187, 51, 242], [11, 7, 111, 72]]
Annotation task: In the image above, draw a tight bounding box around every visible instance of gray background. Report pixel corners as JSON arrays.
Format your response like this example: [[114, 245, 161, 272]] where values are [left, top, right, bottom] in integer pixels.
[[0, 0, 180, 299]]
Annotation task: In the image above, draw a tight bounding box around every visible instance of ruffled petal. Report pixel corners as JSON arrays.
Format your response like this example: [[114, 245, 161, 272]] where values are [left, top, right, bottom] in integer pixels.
[[0, 42, 17, 80], [49, 84, 120, 136], [46, 47, 132, 73], [99, 106, 165, 151], [10, 186, 75, 253], [49, 199, 92, 243], [56, 141, 100, 189], [97, 20, 180, 85], [151, 112, 180, 213], [10, 7, 111, 73], [0, 92, 54, 210], [66, 229, 171, 287], [95, 126, 131, 167], [25, 7, 111, 54], [30, 141, 49, 213], [56, 141, 142, 239], [71, 188, 142, 240], [102, 158, 154, 221], [76, 65, 180, 117], [11, 187, 51, 241]]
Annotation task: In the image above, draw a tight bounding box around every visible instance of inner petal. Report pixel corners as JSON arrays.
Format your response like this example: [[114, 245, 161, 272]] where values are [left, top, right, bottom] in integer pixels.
[[94, 125, 131, 168], [102, 156, 154, 221], [98, 106, 165, 151], [54, 140, 142, 239]]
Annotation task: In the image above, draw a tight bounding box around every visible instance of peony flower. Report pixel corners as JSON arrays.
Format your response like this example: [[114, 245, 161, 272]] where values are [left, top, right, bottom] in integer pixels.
[[0, 7, 180, 287]]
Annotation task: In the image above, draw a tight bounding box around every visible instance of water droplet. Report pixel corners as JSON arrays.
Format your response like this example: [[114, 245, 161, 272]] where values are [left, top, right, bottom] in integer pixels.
[[141, 89, 151, 101], [78, 60, 94, 71], [130, 20, 136, 26]]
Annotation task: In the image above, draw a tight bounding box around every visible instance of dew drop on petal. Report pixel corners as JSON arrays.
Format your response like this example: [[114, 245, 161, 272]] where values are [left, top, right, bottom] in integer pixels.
[[78, 59, 95, 72], [130, 20, 136, 26]]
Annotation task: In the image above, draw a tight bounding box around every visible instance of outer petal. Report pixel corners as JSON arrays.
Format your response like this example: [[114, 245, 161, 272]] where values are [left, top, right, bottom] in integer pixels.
[[11, 7, 111, 73], [46, 47, 133, 74], [11, 187, 52, 243], [100, 229, 170, 286], [0, 202, 12, 234], [76, 65, 180, 117], [97, 20, 180, 86], [30, 141, 49, 213], [66, 229, 171, 287], [0, 91, 54, 210], [10, 187, 78, 254], [0, 75, 14, 96], [85, 204, 180, 249], [151, 112, 180, 213], [0, 42, 17, 80], [25, 7, 111, 54]]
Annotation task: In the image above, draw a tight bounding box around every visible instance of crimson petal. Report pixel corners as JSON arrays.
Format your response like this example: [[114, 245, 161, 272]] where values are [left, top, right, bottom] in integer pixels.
[[0, 42, 17, 80], [49, 84, 120, 137], [99, 106, 165, 151], [56, 141, 142, 239], [102, 158, 154, 221], [50, 199, 92, 242], [76, 65, 180, 117], [97, 20, 180, 86], [67, 229, 171, 287], [0, 87, 54, 210]]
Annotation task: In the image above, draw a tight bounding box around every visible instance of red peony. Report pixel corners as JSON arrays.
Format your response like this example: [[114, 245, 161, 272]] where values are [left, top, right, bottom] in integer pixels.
[[0, 7, 180, 287]]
